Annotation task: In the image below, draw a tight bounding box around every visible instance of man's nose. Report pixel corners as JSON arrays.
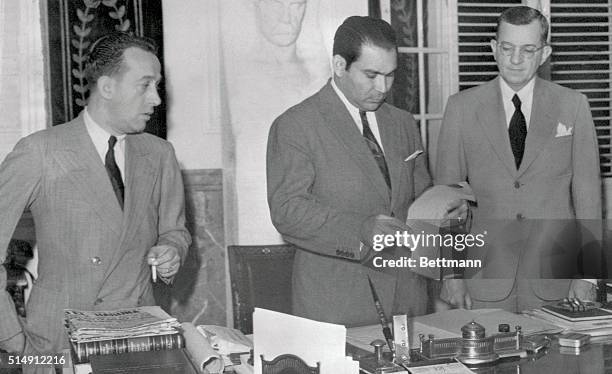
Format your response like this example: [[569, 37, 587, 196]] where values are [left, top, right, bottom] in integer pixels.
[[510, 47, 524, 64], [374, 75, 390, 93], [149, 87, 162, 106], [280, 5, 291, 23]]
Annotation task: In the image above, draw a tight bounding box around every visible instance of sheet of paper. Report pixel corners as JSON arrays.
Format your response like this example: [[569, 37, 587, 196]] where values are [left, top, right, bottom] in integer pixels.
[[347, 321, 456, 352], [408, 362, 475, 374], [407, 182, 475, 224], [182, 322, 224, 374], [416, 309, 561, 337], [347, 308, 561, 354], [253, 308, 358, 374], [404, 182, 476, 280]]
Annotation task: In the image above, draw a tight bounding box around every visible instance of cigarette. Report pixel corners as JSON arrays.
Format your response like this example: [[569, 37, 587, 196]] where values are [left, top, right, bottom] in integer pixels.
[[152, 263, 157, 283]]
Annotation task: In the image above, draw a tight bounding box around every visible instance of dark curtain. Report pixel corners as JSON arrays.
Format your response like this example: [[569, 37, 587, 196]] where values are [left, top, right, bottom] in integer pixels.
[[46, 0, 166, 138], [369, 0, 423, 114]]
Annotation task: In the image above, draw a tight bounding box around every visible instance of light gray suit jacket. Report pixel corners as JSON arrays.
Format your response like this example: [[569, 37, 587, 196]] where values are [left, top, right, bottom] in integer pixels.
[[0, 113, 191, 354], [436, 77, 602, 301], [267, 82, 431, 326]]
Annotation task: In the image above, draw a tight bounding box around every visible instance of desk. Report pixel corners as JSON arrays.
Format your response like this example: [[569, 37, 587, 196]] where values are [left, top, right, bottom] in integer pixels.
[[2, 342, 609, 373], [350, 338, 612, 373], [451, 340, 611, 373]]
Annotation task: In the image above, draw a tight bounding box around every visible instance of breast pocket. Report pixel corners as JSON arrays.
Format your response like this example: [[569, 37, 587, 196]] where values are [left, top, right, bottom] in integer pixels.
[[538, 135, 573, 177]]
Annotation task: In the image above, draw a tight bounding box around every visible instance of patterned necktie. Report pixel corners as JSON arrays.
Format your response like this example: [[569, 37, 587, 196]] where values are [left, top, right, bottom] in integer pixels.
[[105, 135, 124, 209], [509, 94, 527, 169], [359, 111, 391, 190]]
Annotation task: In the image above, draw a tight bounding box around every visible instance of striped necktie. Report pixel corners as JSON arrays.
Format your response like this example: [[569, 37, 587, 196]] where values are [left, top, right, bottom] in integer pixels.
[[360, 111, 391, 190]]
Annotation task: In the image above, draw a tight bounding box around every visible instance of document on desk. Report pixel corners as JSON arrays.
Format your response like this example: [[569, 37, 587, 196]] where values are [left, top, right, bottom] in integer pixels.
[[408, 362, 475, 374], [347, 309, 561, 352], [253, 308, 359, 374], [416, 309, 562, 337], [181, 322, 224, 374]]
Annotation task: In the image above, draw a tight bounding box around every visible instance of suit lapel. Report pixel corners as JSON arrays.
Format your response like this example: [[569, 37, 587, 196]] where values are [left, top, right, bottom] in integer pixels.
[[518, 78, 558, 175], [101, 135, 157, 285], [376, 107, 405, 209], [475, 78, 518, 177], [318, 83, 391, 204], [54, 117, 123, 235]]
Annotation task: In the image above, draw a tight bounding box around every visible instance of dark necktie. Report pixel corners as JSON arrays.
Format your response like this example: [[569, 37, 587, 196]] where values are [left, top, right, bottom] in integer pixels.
[[508, 94, 527, 169], [359, 111, 391, 190], [105, 135, 124, 209]]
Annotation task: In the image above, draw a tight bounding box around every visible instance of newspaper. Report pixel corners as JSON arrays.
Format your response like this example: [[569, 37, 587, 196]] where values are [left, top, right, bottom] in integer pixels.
[[65, 306, 181, 342]]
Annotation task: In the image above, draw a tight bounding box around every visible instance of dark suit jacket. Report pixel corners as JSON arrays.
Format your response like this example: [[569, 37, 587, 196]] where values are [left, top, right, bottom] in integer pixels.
[[267, 82, 431, 326], [0, 113, 191, 354], [435, 77, 603, 301]]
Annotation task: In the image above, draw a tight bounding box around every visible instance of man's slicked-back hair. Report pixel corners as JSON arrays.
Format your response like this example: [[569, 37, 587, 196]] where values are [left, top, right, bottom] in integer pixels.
[[85, 32, 157, 90], [333, 16, 397, 70], [496, 6, 549, 44]]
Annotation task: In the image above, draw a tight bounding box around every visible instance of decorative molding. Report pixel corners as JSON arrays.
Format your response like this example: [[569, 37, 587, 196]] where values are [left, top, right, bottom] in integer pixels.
[[156, 169, 226, 326], [182, 169, 222, 190]]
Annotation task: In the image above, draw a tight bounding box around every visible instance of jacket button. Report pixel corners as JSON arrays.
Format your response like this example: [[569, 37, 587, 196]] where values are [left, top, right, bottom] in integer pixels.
[[514, 181, 520, 189], [94, 298, 103, 305], [516, 213, 524, 221], [91, 257, 102, 265]]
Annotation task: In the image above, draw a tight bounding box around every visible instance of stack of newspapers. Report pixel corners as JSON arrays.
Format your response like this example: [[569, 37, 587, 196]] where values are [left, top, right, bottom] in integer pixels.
[[65, 306, 183, 363]]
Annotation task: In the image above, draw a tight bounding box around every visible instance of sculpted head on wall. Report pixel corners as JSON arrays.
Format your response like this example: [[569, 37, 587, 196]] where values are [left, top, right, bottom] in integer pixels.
[[254, 0, 308, 47]]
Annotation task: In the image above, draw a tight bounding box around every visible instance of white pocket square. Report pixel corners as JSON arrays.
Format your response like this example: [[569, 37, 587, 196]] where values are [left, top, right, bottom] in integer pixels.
[[555, 122, 573, 137], [404, 150, 424, 161]]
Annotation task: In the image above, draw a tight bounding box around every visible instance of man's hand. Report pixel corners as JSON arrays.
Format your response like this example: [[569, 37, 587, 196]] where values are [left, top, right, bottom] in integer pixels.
[[147, 245, 181, 281], [442, 199, 469, 223], [361, 214, 410, 248], [568, 279, 597, 301], [0, 332, 24, 354], [439, 279, 472, 310]]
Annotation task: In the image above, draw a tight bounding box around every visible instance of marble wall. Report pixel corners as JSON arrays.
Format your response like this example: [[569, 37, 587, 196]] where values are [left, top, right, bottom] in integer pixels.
[[155, 169, 226, 326]]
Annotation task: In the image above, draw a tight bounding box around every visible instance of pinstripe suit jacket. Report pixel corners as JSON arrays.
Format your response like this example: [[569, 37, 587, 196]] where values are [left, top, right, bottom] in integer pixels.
[[0, 113, 191, 354], [267, 82, 431, 326]]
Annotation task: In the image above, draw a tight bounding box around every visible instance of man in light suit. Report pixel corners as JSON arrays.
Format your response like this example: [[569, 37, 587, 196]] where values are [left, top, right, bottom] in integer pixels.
[[436, 6, 603, 312], [0, 33, 191, 364], [267, 16, 465, 326]]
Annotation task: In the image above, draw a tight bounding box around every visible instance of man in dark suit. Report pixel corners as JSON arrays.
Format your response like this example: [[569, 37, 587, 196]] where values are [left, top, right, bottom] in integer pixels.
[[267, 16, 465, 326], [436, 6, 603, 312], [0, 33, 191, 367]]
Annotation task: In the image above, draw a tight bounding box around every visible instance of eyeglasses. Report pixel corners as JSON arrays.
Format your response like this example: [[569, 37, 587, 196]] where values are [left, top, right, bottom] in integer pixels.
[[497, 41, 546, 59]]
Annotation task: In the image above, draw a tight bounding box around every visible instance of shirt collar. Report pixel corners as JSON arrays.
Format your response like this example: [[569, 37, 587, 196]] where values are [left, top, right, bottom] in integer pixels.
[[499, 76, 535, 105], [84, 108, 127, 143], [331, 78, 362, 117]]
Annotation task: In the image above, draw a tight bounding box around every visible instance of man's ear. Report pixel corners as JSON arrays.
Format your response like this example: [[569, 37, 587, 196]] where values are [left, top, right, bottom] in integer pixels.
[[489, 39, 499, 64], [97, 76, 115, 100], [540, 44, 553, 66], [332, 55, 347, 77]]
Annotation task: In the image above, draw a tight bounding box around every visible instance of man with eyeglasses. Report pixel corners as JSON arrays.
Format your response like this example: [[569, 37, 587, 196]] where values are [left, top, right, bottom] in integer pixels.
[[435, 6, 602, 312]]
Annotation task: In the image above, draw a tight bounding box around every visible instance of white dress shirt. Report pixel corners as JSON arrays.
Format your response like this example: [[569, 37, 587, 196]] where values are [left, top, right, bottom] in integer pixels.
[[84, 108, 126, 182], [499, 77, 535, 129], [331, 79, 385, 151]]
